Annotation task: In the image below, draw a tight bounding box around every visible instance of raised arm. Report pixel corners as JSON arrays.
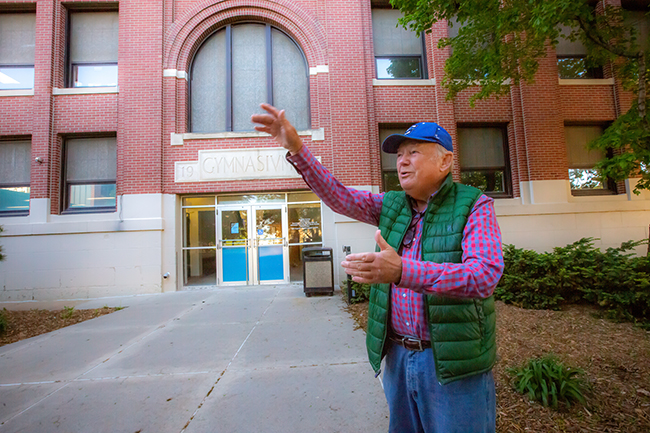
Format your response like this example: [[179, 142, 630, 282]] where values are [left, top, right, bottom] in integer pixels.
[[251, 103, 303, 155]]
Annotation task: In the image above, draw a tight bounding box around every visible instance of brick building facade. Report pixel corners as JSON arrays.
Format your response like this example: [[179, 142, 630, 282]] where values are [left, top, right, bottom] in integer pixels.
[[1, 0, 649, 301]]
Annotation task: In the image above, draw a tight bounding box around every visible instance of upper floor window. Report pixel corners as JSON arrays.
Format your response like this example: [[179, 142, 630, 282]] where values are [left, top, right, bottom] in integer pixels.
[[63, 136, 117, 213], [190, 23, 309, 133], [622, 2, 649, 52], [67, 11, 118, 88], [0, 13, 35, 90], [458, 126, 511, 197], [372, 9, 426, 80], [0, 139, 31, 216], [565, 125, 615, 195], [556, 25, 603, 79]]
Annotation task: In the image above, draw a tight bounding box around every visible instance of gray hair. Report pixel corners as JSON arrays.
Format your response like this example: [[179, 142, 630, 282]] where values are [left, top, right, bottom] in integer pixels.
[[434, 143, 454, 171]]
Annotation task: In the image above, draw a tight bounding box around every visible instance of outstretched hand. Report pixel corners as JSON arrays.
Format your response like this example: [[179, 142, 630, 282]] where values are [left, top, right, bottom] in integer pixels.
[[251, 103, 303, 155], [341, 230, 403, 285]]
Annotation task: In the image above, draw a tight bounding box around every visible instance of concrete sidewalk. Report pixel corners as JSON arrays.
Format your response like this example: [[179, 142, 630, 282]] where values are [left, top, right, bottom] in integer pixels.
[[0, 285, 388, 433]]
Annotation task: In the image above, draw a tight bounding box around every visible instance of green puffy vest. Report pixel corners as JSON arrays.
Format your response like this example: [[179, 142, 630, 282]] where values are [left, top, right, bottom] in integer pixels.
[[366, 173, 497, 385]]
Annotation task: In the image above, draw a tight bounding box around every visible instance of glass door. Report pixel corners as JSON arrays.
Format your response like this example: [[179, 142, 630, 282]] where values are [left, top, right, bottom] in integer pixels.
[[253, 206, 287, 283], [219, 206, 250, 284]]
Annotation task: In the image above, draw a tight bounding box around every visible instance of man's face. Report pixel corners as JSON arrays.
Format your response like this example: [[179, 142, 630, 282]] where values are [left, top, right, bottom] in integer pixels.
[[396, 140, 452, 202]]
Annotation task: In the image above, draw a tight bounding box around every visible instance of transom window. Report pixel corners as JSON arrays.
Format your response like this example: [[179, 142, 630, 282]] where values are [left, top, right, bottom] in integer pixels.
[[458, 126, 511, 197], [190, 23, 309, 133], [372, 9, 426, 79], [67, 11, 119, 88], [0, 140, 31, 216], [0, 13, 36, 90]]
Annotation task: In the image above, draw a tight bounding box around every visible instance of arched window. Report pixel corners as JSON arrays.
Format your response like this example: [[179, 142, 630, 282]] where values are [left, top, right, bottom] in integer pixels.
[[190, 23, 310, 133]]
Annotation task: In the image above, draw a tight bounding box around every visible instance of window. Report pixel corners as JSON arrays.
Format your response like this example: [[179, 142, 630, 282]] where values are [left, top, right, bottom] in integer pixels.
[[565, 125, 615, 195], [63, 136, 117, 212], [0, 140, 31, 216], [0, 13, 35, 90], [287, 192, 322, 282], [622, 3, 650, 52], [67, 11, 118, 88], [372, 9, 426, 79], [458, 126, 511, 197], [556, 25, 603, 79], [190, 24, 309, 133], [378, 125, 411, 192]]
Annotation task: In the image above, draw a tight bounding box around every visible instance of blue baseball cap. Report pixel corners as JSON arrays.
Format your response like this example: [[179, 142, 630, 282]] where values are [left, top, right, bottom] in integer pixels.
[[382, 122, 453, 154]]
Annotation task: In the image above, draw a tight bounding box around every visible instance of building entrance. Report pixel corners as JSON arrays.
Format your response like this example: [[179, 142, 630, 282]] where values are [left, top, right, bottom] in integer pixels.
[[181, 193, 322, 287], [219, 205, 286, 285]]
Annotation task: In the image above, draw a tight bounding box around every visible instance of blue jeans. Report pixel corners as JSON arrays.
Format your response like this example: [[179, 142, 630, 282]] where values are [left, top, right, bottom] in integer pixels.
[[383, 343, 496, 433]]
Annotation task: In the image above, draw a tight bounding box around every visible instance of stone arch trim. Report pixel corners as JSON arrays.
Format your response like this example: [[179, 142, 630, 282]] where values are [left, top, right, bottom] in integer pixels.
[[164, 0, 327, 72]]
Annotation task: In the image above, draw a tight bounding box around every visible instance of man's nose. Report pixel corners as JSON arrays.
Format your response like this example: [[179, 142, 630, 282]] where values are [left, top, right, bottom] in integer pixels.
[[397, 156, 410, 167]]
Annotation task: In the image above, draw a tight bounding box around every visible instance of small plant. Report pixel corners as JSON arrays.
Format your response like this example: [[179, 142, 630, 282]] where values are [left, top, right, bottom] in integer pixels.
[[341, 280, 371, 303], [61, 306, 75, 320], [0, 308, 8, 335], [114, 306, 125, 311], [508, 354, 586, 410]]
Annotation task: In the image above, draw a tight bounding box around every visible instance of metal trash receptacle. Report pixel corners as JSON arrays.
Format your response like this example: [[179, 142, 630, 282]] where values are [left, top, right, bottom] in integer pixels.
[[302, 247, 334, 297]]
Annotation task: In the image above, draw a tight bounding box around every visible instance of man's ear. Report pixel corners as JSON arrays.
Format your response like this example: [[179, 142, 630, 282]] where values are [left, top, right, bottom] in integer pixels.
[[440, 152, 453, 172]]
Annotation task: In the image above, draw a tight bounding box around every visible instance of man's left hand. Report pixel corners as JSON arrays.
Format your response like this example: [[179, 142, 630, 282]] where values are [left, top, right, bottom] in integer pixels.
[[341, 230, 402, 285]]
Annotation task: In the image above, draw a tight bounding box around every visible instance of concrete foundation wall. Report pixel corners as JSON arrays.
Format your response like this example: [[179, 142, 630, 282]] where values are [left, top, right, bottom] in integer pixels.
[[0, 194, 174, 301]]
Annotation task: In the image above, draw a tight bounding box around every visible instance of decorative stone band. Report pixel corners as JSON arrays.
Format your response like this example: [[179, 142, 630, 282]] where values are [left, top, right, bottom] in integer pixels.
[[163, 69, 188, 80], [174, 147, 321, 183]]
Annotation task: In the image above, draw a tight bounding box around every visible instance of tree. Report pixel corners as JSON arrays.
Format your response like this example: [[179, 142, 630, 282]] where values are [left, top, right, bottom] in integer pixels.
[[390, 0, 650, 192]]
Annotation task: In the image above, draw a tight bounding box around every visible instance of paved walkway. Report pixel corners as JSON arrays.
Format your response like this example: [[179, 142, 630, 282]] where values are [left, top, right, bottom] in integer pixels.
[[0, 285, 388, 432]]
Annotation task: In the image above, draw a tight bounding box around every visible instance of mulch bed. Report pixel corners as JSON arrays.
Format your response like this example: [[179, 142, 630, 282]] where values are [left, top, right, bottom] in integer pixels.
[[344, 299, 650, 433], [0, 307, 117, 347]]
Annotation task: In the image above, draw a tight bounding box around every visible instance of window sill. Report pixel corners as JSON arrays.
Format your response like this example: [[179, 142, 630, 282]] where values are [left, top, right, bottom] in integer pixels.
[[60, 207, 117, 215], [0, 210, 29, 218], [53, 86, 119, 95], [0, 89, 34, 97], [569, 191, 623, 202], [558, 78, 614, 86], [373, 79, 436, 86], [173, 127, 325, 145]]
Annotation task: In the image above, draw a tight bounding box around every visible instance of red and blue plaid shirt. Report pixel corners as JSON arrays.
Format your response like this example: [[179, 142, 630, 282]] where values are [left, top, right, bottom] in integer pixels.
[[288, 146, 504, 341]]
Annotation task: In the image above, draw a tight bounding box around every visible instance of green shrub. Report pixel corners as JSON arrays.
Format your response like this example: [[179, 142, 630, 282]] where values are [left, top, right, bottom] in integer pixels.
[[0, 308, 8, 335], [508, 354, 586, 410], [340, 279, 371, 303], [496, 238, 650, 326]]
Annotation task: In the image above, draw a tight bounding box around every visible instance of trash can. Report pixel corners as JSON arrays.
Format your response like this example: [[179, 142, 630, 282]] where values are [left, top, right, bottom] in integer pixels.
[[302, 247, 334, 297]]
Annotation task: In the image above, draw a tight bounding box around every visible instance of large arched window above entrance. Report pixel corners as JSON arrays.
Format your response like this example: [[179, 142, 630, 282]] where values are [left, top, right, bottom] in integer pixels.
[[190, 23, 310, 133]]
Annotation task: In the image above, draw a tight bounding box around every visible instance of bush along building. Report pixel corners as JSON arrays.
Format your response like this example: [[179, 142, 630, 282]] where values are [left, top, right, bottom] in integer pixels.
[[1, 0, 649, 301]]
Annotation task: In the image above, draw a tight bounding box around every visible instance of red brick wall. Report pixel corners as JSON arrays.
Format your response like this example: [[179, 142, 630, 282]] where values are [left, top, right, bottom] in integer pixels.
[[0, 0, 631, 209]]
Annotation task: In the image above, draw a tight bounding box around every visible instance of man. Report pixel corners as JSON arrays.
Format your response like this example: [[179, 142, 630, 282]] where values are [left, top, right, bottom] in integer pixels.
[[252, 104, 504, 433]]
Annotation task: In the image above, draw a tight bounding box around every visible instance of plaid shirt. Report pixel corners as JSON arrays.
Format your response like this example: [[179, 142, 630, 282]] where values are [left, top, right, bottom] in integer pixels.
[[288, 146, 504, 341]]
